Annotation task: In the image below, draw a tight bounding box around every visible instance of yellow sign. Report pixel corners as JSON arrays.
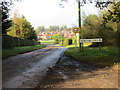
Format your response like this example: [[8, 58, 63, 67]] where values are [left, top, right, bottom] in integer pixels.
[[72, 28, 79, 33]]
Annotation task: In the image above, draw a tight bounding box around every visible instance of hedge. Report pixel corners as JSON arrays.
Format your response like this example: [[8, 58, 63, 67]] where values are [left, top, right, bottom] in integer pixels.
[[2, 35, 40, 49]]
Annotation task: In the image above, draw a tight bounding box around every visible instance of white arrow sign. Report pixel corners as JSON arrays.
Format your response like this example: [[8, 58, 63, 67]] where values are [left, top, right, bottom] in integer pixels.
[[80, 38, 102, 43]]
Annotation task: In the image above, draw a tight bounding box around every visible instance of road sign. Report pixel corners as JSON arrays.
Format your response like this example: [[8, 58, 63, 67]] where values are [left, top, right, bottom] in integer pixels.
[[16, 30, 20, 35], [80, 38, 102, 43], [72, 28, 79, 33]]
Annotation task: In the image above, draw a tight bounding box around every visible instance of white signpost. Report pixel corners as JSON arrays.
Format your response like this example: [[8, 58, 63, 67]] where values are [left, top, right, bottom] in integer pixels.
[[80, 38, 102, 43], [80, 38, 103, 51]]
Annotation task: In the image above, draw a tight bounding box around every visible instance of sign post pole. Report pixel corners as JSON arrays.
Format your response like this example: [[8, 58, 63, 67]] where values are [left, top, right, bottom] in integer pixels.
[[16, 30, 21, 47], [78, 1, 82, 51], [75, 33, 77, 47], [99, 43, 101, 51]]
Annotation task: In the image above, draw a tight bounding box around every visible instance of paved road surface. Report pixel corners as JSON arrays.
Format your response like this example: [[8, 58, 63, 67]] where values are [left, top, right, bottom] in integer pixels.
[[3, 45, 67, 88]]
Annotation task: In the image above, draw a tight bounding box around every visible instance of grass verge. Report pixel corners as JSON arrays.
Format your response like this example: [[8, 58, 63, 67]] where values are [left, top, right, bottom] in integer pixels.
[[40, 40, 55, 44], [2, 44, 46, 59], [65, 46, 119, 68], [55, 43, 92, 48]]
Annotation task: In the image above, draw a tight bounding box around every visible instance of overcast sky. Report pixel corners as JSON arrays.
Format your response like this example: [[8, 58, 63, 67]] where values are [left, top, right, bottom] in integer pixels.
[[11, 0, 100, 29]]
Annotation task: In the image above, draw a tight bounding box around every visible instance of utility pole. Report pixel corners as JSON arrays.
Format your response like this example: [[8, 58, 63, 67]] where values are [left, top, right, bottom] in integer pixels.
[[78, 0, 82, 51]]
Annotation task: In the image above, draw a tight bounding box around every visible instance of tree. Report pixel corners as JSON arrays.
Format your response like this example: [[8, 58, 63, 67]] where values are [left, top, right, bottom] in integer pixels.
[[59, 25, 67, 31], [7, 14, 37, 40], [102, 1, 120, 46], [1, 0, 21, 35], [51, 34, 61, 44], [49, 25, 59, 31], [102, 1, 120, 25], [1, 1, 12, 35], [22, 21, 37, 40], [82, 6, 119, 46], [82, 14, 102, 38], [37, 26, 45, 32]]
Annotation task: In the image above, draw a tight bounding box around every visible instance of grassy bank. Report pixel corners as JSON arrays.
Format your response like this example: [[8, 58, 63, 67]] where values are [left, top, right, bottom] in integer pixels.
[[65, 46, 119, 68], [2, 44, 46, 58]]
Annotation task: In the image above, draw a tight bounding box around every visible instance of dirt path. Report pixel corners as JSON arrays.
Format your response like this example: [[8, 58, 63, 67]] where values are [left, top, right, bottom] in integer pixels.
[[37, 56, 118, 88], [2, 45, 67, 88]]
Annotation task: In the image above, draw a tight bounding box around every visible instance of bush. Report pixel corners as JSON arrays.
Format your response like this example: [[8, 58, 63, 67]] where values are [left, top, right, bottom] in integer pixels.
[[54, 39, 60, 44], [2, 35, 40, 49], [82, 29, 118, 47]]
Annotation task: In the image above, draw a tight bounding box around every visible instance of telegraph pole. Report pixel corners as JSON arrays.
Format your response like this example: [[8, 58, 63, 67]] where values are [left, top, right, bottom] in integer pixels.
[[78, 0, 82, 50]]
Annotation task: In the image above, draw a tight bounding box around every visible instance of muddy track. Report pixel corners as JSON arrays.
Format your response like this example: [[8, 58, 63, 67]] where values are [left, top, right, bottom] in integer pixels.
[[37, 55, 98, 88], [2, 46, 67, 88], [3, 47, 53, 82], [37, 55, 118, 88]]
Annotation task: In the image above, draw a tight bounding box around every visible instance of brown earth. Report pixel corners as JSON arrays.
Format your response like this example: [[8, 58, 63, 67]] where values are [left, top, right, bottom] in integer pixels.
[[37, 56, 119, 88], [51, 68, 118, 88]]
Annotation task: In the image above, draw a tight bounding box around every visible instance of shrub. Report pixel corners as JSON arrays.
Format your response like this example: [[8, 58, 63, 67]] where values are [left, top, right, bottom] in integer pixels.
[[54, 39, 60, 44]]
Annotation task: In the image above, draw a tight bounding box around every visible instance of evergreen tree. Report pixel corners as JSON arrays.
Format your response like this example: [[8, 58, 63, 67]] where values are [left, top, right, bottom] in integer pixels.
[[1, 1, 12, 35]]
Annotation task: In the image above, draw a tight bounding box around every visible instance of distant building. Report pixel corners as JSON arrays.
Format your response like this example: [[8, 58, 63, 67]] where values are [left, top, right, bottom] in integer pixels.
[[37, 29, 76, 40]]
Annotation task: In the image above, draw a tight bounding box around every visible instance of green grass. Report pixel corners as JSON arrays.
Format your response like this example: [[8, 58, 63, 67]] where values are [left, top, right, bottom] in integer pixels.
[[40, 40, 55, 44], [55, 42, 92, 48], [2, 44, 46, 58], [65, 46, 119, 68], [65, 43, 92, 48], [83, 42, 92, 47]]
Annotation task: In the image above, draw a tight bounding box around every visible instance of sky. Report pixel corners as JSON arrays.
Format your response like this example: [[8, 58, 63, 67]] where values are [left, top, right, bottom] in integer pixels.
[[10, 0, 100, 29]]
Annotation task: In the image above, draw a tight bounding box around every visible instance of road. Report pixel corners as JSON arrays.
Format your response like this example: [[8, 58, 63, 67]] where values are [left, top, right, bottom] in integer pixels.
[[3, 45, 67, 88]]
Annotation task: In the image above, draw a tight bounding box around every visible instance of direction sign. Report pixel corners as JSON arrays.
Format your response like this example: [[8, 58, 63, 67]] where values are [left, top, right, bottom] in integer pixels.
[[72, 28, 79, 33], [80, 38, 102, 43], [16, 30, 20, 35]]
